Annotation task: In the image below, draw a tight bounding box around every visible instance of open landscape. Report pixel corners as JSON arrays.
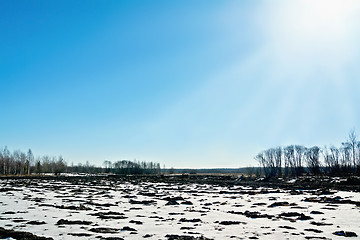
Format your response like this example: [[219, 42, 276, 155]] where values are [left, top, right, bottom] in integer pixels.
[[1, 175, 359, 239], [2, 0, 360, 239]]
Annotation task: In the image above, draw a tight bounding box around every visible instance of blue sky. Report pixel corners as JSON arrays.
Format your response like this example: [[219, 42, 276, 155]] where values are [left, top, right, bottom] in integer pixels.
[[1, 0, 360, 168]]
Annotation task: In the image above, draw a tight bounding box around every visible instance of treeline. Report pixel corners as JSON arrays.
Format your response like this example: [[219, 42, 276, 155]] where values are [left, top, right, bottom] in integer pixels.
[[255, 130, 360, 178], [0, 146, 162, 176], [67, 160, 161, 175], [102, 160, 161, 175], [163, 168, 249, 174], [0, 147, 66, 175]]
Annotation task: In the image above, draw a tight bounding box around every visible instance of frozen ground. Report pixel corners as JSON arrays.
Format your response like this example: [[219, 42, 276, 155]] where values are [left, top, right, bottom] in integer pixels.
[[0, 177, 359, 239]]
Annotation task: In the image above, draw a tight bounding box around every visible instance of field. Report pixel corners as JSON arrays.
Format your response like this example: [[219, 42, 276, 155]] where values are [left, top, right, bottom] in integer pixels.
[[0, 175, 359, 239]]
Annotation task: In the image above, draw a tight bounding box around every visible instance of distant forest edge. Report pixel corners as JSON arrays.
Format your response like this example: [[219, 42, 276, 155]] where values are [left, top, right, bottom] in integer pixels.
[[0, 148, 246, 176], [1, 130, 360, 177], [256, 129, 360, 178], [0, 146, 249, 176], [0, 148, 161, 175]]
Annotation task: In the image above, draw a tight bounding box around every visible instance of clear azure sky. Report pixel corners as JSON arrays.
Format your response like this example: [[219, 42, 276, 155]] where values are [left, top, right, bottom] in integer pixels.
[[1, 0, 360, 168]]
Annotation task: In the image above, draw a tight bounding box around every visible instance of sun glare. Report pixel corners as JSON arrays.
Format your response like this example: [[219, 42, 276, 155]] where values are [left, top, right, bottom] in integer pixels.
[[259, 0, 360, 78], [294, 0, 359, 41], [269, 0, 359, 47]]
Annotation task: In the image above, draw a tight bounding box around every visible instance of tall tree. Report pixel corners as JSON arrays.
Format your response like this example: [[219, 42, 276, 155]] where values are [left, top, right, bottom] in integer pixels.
[[283, 145, 295, 177], [103, 160, 112, 173], [255, 152, 267, 177], [273, 147, 282, 177], [294, 145, 305, 176], [26, 149, 34, 175], [2, 147, 11, 175], [347, 129, 358, 168], [340, 142, 352, 175], [305, 146, 321, 175]]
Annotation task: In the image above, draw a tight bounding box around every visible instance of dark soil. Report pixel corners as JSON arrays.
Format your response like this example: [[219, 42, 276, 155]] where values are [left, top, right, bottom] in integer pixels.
[[1, 174, 360, 191], [0, 227, 54, 240], [333, 231, 358, 237], [228, 210, 274, 219], [56, 219, 92, 225], [166, 234, 213, 240], [68, 232, 93, 237], [179, 218, 202, 223], [89, 227, 119, 233], [217, 221, 246, 225]]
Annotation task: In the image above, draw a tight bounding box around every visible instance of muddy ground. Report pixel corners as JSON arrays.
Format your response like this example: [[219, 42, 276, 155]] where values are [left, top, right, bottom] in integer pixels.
[[0, 175, 359, 239]]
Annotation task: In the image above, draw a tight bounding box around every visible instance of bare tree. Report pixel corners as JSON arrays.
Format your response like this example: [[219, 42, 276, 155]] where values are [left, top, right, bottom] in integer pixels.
[[255, 149, 277, 178], [103, 160, 112, 173], [20, 152, 26, 175], [26, 149, 34, 175], [305, 146, 321, 175], [41, 155, 51, 173], [294, 145, 305, 176], [156, 163, 161, 175], [2, 147, 11, 175], [340, 143, 352, 175], [255, 152, 267, 177], [0, 146, 74, 176], [54, 156, 66, 174], [12, 150, 22, 175], [35, 156, 42, 174], [322, 146, 340, 176], [283, 145, 295, 177], [274, 147, 282, 177], [266, 148, 277, 177], [348, 129, 358, 168]]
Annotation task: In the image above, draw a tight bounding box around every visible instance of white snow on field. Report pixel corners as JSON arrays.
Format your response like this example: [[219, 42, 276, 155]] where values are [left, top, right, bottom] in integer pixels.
[[0, 178, 359, 239]]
